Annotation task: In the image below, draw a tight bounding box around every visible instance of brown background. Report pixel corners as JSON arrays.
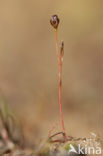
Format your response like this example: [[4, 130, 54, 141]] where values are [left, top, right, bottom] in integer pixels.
[[0, 0, 103, 143]]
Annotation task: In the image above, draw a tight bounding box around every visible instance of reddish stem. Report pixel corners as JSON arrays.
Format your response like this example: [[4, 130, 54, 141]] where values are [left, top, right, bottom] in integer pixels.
[[54, 30, 59, 61], [59, 62, 66, 138], [54, 29, 66, 141]]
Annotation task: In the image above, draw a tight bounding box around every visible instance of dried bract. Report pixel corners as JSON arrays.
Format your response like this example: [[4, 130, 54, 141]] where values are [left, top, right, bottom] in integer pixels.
[[60, 41, 64, 58]]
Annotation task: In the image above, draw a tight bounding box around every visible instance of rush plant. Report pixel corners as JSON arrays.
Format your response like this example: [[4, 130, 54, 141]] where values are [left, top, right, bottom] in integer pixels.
[[50, 15, 67, 141]]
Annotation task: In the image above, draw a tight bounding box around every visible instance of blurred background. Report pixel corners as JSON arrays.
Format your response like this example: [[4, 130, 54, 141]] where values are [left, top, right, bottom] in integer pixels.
[[0, 0, 103, 143]]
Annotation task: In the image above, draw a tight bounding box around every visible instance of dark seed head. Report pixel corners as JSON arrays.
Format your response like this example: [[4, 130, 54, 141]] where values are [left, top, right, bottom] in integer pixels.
[[50, 15, 60, 29]]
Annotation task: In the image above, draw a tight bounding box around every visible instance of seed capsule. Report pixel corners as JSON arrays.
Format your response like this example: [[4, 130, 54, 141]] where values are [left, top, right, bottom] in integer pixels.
[[50, 15, 60, 29]]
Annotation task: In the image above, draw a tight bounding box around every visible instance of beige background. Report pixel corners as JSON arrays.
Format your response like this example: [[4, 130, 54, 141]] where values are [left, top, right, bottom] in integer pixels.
[[0, 0, 103, 142]]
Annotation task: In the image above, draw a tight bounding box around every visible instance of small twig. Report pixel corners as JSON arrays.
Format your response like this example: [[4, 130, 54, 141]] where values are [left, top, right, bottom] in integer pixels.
[[48, 122, 58, 137], [49, 132, 67, 143], [49, 131, 64, 139]]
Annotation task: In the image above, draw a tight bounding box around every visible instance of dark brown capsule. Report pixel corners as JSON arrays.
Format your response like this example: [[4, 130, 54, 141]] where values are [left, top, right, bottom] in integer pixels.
[[50, 15, 60, 29]]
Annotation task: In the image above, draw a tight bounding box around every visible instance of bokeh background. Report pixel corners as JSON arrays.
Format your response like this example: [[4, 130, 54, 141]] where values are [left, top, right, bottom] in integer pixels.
[[0, 0, 103, 143]]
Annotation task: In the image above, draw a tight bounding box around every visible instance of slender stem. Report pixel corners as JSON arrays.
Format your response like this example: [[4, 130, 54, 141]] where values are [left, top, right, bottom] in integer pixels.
[[54, 29, 59, 62], [54, 29, 66, 140], [58, 62, 66, 140]]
